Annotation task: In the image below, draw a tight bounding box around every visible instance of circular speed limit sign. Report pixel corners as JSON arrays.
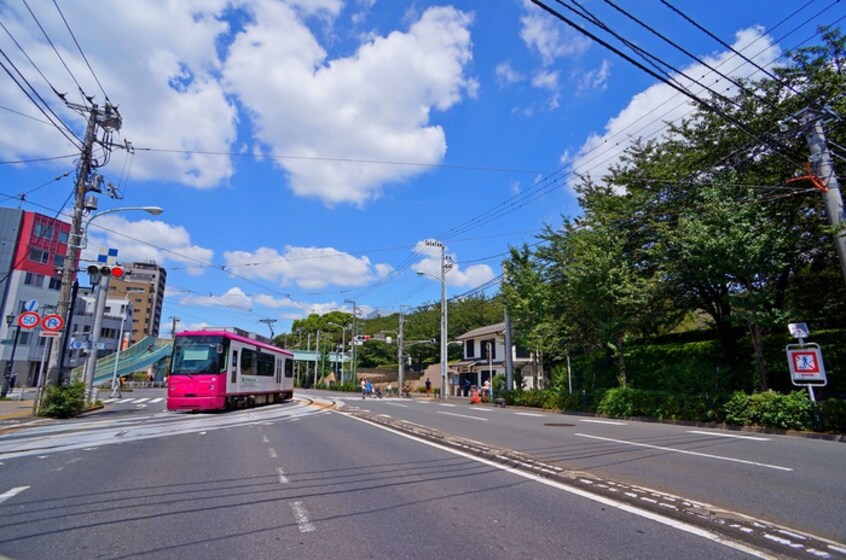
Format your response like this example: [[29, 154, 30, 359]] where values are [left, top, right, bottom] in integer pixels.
[[42, 313, 64, 332], [17, 311, 40, 329]]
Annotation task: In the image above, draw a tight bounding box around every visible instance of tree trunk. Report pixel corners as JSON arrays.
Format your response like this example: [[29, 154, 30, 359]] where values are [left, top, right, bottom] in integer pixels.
[[616, 333, 627, 388], [748, 321, 769, 392]]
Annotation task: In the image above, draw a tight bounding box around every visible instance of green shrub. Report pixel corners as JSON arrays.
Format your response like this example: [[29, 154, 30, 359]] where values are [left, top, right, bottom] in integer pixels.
[[818, 399, 846, 433], [40, 381, 86, 418], [723, 390, 815, 430], [597, 387, 659, 418]]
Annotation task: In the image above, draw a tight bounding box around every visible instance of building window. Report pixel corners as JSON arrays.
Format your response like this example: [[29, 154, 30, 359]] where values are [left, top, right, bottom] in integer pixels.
[[53, 254, 65, 268], [49, 277, 62, 290], [24, 272, 45, 287], [465, 340, 475, 358], [481, 339, 496, 360], [29, 248, 49, 264], [34, 223, 54, 240], [57, 231, 69, 244]]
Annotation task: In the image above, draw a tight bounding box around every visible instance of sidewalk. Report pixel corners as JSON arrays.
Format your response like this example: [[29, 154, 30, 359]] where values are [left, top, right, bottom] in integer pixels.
[[0, 388, 37, 423]]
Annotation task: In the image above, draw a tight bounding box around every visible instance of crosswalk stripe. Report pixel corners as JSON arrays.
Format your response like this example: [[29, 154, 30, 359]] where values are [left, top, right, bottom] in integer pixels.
[[132, 398, 150, 404], [103, 398, 119, 403], [149, 398, 164, 403]]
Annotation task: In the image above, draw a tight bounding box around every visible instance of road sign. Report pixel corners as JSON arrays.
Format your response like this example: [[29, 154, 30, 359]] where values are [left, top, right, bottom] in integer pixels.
[[24, 299, 39, 312], [17, 311, 40, 329], [787, 343, 827, 386], [41, 313, 64, 332], [40, 331, 60, 338]]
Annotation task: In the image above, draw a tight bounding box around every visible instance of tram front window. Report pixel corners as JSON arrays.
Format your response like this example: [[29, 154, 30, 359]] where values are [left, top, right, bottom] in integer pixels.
[[171, 336, 227, 375]]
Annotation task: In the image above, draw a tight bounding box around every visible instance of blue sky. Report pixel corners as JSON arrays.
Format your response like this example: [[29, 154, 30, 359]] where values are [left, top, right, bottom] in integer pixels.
[[0, 0, 842, 337]]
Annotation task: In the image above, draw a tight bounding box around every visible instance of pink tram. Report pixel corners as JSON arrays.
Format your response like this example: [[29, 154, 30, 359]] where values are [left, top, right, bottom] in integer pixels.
[[167, 329, 294, 411]]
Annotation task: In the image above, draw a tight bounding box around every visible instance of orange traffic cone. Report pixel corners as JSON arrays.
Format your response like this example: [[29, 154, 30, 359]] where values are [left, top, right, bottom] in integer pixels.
[[470, 388, 481, 404]]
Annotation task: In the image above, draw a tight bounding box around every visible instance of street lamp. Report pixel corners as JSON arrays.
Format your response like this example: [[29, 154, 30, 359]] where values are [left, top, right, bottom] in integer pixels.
[[79, 206, 163, 403], [417, 239, 453, 399], [75, 206, 164, 249], [1, 315, 21, 398]]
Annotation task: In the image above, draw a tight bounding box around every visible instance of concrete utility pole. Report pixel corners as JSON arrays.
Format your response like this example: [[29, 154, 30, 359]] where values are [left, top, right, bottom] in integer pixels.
[[47, 102, 122, 385], [397, 309, 405, 394], [83, 272, 111, 403], [502, 261, 514, 391], [345, 300, 358, 384], [805, 118, 846, 284]]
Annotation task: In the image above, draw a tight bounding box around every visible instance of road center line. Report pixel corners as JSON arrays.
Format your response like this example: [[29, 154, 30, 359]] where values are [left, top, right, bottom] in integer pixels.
[[268, 448, 278, 459], [290, 501, 315, 533], [0, 486, 29, 504], [514, 412, 546, 417], [686, 430, 770, 441], [574, 433, 792, 471], [437, 411, 488, 421]]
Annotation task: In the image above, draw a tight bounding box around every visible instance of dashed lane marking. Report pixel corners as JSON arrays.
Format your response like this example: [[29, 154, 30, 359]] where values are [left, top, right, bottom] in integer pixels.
[[686, 430, 770, 442], [290, 501, 315, 533], [0, 486, 29, 504]]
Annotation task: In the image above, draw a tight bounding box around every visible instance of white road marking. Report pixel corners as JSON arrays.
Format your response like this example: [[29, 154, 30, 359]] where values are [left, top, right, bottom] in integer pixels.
[[575, 433, 792, 471], [290, 501, 315, 533], [437, 411, 488, 421], [149, 398, 164, 403], [262, 435, 270, 443], [686, 430, 770, 442], [132, 398, 150, 404], [514, 412, 546, 417], [103, 398, 119, 403], [268, 448, 278, 459], [580, 419, 627, 425], [343, 414, 773, 560], [116, 398, 134, 403], [386, 402, 409, 408], [439, 403, 457, 407], [0, 486, 29, 504], [277, 467, 290, 484]]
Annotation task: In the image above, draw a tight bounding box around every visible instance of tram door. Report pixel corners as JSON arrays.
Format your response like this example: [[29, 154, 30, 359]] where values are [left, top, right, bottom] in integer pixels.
[[229, 348, 239, 392]]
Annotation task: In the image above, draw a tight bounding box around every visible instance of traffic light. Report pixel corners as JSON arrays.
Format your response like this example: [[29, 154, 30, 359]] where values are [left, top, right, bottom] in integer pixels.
[[86, 264, 124, 278]]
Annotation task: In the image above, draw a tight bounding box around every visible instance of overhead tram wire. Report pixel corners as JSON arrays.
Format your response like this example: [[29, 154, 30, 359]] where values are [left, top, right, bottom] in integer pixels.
[[601, 0, 795, 119], [51, 0, 109, 102], [21, 0, 86, 102], [660, 0, 840, 106], [428, 4, 835, 245], [0, 47, 82, 149], [542, 0, 808, 172], [555, 6, 846, 183]]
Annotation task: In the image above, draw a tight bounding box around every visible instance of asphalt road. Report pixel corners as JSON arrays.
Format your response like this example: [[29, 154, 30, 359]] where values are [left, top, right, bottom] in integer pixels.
[[332, 390, 846, 543], [0, 389, 842, 559]]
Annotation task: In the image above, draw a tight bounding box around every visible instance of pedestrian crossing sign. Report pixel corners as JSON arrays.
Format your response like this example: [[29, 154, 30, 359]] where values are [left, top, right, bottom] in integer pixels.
[[786, 344, 827, 386]]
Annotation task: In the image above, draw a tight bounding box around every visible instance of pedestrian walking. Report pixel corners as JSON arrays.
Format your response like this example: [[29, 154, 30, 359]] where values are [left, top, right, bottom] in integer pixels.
[[425, 377, 431, 397], [361, 379, 367, 399], [111, 376, 123, 398], [365, 379, 373, 398]]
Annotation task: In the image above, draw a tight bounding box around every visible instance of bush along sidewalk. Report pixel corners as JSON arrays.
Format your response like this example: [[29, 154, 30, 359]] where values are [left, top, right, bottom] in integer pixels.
[[499, 386, 845, 434], [595, 387, 845, 434]]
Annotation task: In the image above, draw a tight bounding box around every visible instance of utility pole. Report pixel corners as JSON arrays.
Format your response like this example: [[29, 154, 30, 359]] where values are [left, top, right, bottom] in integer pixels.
[[345, 300, 358, 384], [805, 117, 846, 284], [47, 102, 122, 385], [170, 316, 180, 338], [502, 261, 514, 391], [397, 308, 405, 394]]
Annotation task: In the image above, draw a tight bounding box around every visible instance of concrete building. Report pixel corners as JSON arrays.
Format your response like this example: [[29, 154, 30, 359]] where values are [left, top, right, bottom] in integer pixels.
[[0, 208, 73, 386], [64, 287, 133, 374], [107, 261, 166, 344]]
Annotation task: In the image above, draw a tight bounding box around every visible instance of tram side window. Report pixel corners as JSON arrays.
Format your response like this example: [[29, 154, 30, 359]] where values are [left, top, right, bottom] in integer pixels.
[[257, 352, 275, 376], [240, 350, 254, 376], [285, 358, 293, 378]]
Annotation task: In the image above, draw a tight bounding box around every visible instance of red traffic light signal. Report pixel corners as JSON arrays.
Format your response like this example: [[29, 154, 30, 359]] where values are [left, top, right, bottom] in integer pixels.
[[86, 264, 124, 278]]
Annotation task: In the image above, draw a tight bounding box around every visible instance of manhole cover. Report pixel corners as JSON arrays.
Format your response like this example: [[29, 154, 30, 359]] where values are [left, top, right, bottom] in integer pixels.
[[544, 423, 574, 427]]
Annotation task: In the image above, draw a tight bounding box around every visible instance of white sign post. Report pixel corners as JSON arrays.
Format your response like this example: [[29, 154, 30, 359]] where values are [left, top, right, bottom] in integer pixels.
[[786, 323, 826, 402]]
